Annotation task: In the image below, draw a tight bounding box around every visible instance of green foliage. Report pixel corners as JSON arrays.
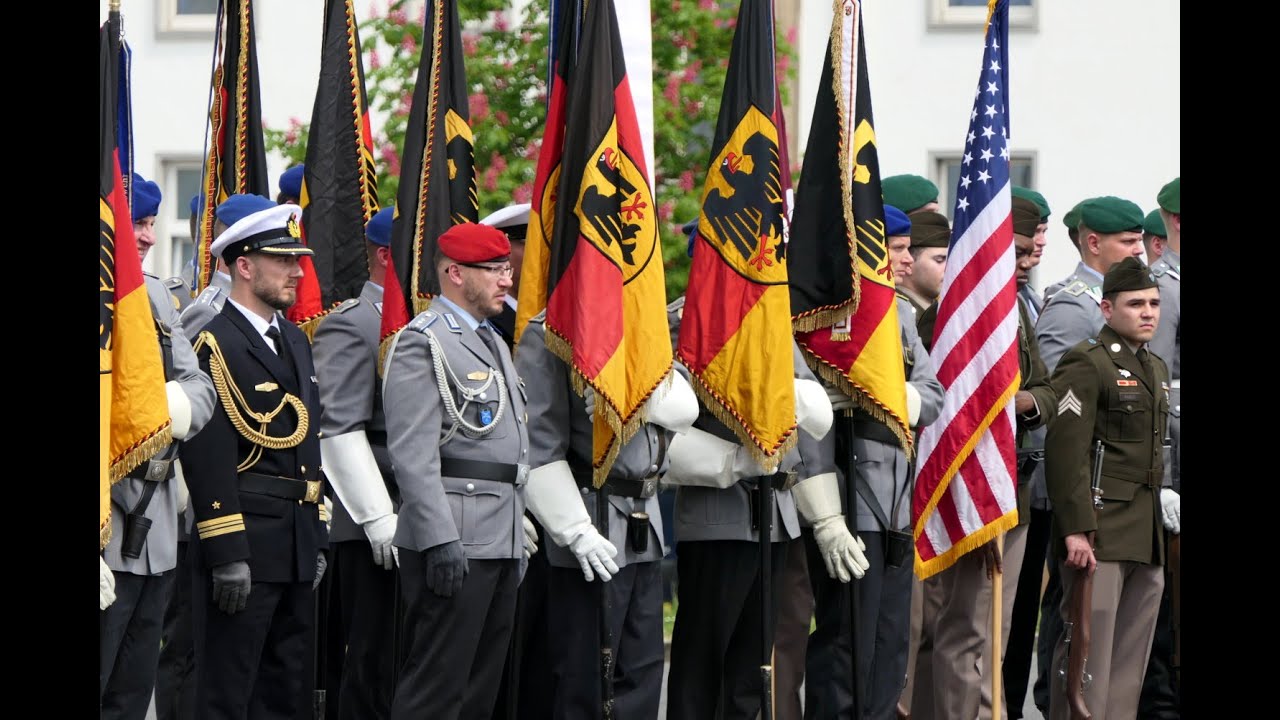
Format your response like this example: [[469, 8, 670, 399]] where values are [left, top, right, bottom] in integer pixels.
[[264, 0, 795, 301]]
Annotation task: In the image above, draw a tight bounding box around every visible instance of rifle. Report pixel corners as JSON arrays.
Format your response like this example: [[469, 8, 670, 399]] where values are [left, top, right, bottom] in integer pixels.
[[1060, 440, 1104, 720]]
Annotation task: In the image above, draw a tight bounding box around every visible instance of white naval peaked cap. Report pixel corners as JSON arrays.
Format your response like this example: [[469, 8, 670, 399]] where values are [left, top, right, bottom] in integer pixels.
[[479, 203, 531, 232], [210, 203, 315, 263]]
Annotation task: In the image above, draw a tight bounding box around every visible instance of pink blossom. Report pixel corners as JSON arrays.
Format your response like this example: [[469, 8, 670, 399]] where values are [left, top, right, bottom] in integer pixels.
[[522, 32, 533, 44], [400, 33, 416, 52], [389, 9, 407, 26], [469, 93, 490, 122], [776, 54, 791, 76], [495, 111, 509, 126], [684, 99, 701, 115], [369, 50, 382, 70], [289, 116, 303, 130], [513, 183, 533, 204], [463, 33, 479, 57], [381, 143, 400, 177], [483, 166, 499, 192], [663, 75, 680, 104], [659, 200, 675, 223], [699, 0, 714, 10], [786, 26, 798, 45], [679, 171, 695, 192], [493, 11, 509, 33], [523, 139, 542, 159], [672, 0, 680, 11], [489, 151, 508, 175], [285, 129, 298, 145]]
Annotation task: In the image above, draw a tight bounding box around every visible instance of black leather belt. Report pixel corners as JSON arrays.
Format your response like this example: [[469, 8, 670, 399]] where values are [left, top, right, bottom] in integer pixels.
[[365, 430, 388, 447], [240, 472, 324, 503], [125, 445, 179, 483], [440, 457, 523, 485], [764, 470, 797, 491], [852, 419, 900, 447], [571, 463, 659, 499]]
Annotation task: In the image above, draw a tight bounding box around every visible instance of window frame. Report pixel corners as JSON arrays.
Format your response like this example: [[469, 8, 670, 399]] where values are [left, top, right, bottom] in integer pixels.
[[157, 0, 218, 37], [927, 0, 1038, 31]]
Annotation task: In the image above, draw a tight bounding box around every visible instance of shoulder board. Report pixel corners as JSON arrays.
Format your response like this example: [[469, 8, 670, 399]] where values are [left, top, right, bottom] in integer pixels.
[[1149, 261, 1167, 278], [333, 298, 361, 314], [666, 296, 686, 313], [527, 309, 547, 326], [196, 286, 225, 306], [408, 311, 438, 332], [1063, 280, 1089, 297], [164, 276, 186, 290]]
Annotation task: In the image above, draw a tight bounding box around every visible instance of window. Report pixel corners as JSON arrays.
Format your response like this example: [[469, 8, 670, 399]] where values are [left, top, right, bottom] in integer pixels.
[[158, 0, 218, 35], [928, 0, 1037, 30], [147, 158, 203, 283], [931, 151, 1035, 219]]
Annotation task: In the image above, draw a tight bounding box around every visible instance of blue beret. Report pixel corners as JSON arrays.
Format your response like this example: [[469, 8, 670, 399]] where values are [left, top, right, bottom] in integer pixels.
[[682, 218, 699, 257], [279, 165, 305, 199], [131, 173, 162, 221], [365, 207, 395, 247], [216, 194, 277, 227], [884, 205, 911, 237], [189, 193, 201, 218]]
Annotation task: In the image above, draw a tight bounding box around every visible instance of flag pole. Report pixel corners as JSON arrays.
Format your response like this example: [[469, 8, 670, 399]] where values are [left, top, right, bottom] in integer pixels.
[[991, 532, 1004, 720]]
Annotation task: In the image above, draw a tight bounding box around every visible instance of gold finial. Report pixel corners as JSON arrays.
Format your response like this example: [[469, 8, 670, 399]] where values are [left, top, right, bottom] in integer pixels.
[[110, 0, 121, 11]]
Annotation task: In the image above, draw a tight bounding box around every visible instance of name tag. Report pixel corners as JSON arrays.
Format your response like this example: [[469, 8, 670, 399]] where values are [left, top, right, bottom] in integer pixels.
[[1115, 379, 1138, 387]]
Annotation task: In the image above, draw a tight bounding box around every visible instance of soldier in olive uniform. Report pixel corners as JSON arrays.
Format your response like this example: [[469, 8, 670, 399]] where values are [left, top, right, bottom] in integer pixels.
[[311, 206, 401, 719], [811, 291, 944, 720], [973, 196, 1059, 720], [516, 307, 699, 720], [1139, 178, 1181, 720], [1045, 256, 1179, 720], [381, 223, 534, 720], [101, 175, 217, 720], [182, 204, 330, 720], [663, 295, 860, 720], [897, 210, 950, 324]]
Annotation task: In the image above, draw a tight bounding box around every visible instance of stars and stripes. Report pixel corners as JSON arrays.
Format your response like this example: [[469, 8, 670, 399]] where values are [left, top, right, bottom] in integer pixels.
[[911, 0, 1019, 578]]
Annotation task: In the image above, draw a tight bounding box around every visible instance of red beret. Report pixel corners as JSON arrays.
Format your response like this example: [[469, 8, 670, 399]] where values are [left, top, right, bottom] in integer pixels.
[[438, 222, 511, 263]]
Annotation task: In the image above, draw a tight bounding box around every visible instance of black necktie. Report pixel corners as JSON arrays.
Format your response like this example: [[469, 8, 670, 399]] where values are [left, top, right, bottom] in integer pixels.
[[475, 324, 502, 365], [266, 325, 296, 384]]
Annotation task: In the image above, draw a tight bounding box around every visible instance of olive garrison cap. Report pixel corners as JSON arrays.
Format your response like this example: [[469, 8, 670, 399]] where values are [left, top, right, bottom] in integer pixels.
[[1142, 209, 1167, 238], [1077, 196, 1144, 234], [1157, 177, 1179, 214], [1012, 186, 1050, 222], [1102, 256, 1158, 295], [881, 174, 939, 214], [908, 210, 951, 248], [1011, 196, 1042, 238]]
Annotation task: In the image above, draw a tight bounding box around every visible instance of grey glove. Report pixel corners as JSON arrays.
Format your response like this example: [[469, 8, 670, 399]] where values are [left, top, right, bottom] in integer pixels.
[[424, 540, 469, 598], [313, 552, 328, 591], [211, 560, 251, 614], [584, 387, 596, 421]]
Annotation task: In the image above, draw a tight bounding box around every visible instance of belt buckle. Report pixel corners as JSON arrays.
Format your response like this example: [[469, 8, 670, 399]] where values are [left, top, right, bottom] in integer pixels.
[[145, 458, 172, 481], [516, 463, 530, 486], [775, 470, 798, 491], [304, 480, 322, 504], [640, 478, 657, 499]]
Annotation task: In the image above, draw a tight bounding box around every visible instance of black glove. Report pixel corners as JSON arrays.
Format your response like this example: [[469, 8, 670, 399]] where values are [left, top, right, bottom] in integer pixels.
[[211, 560, 251, 614], [313, 551, 328, 591], [423, 540, 468, 598]]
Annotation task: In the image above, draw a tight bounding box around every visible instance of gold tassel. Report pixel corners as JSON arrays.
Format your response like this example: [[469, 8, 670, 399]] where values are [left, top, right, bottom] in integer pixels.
[[915, 510, 1017, 580], [109, 425, 175, 485], [792, 303, 855, 334], [101, 519, 113, 551]]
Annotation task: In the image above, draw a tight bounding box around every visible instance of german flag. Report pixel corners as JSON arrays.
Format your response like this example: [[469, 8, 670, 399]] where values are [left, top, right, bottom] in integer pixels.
[[100, 8, 171, 549], [789, 0, 910, 453], [291, 0, 381, 336], [380, 0, 478, 345], [676, 0, 796, 466], [195, 0, 271, 293], [535, 0, 671, 486]]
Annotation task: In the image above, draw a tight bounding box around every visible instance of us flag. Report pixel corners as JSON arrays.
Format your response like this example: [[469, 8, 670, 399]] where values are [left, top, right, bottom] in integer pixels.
[[911, 0, 1019, 579]]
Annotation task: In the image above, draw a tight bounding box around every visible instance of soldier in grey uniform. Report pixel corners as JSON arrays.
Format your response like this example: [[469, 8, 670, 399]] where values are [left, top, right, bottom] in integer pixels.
[[812, 294, 941, 720], [101, 174, 216, 720], [1031, 196, 1148, 715], [1139, 177, 1180, 720], [663, 296, 861, 720], [516, 308, 699, 720], [382, 223, 534, 720], [311, 206, 400, 719]]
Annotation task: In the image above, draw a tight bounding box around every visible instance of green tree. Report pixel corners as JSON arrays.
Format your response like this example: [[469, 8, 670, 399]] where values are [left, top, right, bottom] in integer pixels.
[[266, 0, 793, 300]]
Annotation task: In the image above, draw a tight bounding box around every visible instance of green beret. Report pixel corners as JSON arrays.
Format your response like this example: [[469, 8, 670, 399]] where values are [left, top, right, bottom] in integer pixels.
[[882, 174, 939, 214], [1078, 196, 1144, 234], [1011, 196, 1041, 238], [1012, 186, 1050, 221], [1142, 209, 1166, 238], [1157, 177, 1179, 214], [908, 210, 951, 248], [1063, 202, 1082, 232], [1102, 256, 1158, 295]]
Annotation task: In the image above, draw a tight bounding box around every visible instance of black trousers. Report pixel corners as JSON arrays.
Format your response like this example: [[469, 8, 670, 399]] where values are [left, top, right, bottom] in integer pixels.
[[1033, 544, 1065, 714], [294, 557, 341, 720], [328, 540, 397, 720], [1138, 554, 1180, 719], [390, 555, 518, 720], [490, 518, 554, 720], [191, 565, 314, 720], [547, 561, 664, 720], [667, 539, 789, 720], [1003, 506, 1052, 719], [100, 569, 176, 720], [804, 529, 912, 720], [156, 542, 196, 720]]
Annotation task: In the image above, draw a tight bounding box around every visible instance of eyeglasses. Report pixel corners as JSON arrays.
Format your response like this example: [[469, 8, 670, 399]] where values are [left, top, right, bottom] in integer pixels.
[[456, 262, 514, 279]]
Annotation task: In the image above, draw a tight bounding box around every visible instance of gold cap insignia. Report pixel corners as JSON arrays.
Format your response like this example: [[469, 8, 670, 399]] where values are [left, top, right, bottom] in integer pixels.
[[287, 215, 301, 238]]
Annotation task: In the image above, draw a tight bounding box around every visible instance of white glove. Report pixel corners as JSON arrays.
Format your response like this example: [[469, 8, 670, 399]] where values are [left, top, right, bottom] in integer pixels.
[[323, 496, 333, 531], [320, 430, 395, 538], [792, 472, 870, 582], [100, 556, 117, 610], [825, 383, 855, 412], [905, 383, 922, 426], [643, 371, 699, 434], [174, 461, 190, 514], [523, 515, 539, 559], [363, 514, 398, 570], [666, 427, 775, 488], [1160, 488, 1180, 534], [525, 461, 619, 582], [166, 380, 193, 440], [795, 378, 834, 440]]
